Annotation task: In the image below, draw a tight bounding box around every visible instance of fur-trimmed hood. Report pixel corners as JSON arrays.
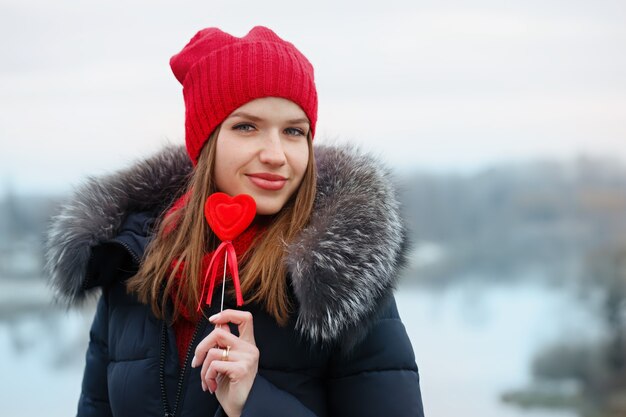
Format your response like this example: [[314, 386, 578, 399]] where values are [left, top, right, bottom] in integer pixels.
[[45, 144, 408, 346]]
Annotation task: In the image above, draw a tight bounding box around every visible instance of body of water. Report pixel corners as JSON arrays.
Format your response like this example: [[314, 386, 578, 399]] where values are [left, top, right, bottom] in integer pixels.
[[398, 279, 603, 417], [0, 278, 603, 416]]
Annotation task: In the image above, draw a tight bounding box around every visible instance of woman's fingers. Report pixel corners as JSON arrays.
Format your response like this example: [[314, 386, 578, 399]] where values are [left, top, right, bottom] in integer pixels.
[[190, 310, 259, 395], [204, 359, 247, 393], [209, 309, 256, 344], [192, 327, 240, 368], [199, 347, 241, 389], [213, 319, 233, 335]]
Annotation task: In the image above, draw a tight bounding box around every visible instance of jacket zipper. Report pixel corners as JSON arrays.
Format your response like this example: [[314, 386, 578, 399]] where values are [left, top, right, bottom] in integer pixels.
[[160, 314, 208, 417], [113, 239, 142, 264], [96, 236, 208, 416]]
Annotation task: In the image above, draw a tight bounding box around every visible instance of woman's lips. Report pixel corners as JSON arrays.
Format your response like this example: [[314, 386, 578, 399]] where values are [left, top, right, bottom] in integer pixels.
[[246, 173, 287, 191]]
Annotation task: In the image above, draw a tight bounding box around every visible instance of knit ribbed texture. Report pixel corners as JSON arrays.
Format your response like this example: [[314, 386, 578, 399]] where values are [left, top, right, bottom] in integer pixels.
[[170, 26, 318, 165]]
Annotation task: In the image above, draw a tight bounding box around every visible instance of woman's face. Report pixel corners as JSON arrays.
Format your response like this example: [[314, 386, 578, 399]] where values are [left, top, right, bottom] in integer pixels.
[[214, 97, 310, 215]]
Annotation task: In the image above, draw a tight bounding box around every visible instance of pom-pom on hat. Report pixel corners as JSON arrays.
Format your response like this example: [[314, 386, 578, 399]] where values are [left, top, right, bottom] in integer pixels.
[[170, 26, 318, 165]]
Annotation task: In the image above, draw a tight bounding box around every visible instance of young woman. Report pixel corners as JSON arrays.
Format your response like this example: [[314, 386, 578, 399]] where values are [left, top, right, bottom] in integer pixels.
[[45, 26, 425, 417]]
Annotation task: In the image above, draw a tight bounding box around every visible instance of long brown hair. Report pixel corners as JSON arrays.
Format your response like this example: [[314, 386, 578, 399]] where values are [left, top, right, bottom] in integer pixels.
[[127, 128, 316, 326]]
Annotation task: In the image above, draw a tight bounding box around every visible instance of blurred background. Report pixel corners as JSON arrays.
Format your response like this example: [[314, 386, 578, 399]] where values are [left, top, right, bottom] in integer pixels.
[[1, 0, 625, 416]]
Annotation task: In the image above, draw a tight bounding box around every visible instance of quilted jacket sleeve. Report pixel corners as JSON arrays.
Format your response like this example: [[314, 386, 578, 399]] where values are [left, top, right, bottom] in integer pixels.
[[213, 374, 317, 417], [327, 295, 425, 417], [77, 294, 113, 417]]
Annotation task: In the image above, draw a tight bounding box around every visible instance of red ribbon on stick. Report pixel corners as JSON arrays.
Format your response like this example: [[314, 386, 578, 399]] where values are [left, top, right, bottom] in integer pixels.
[[197, 193, 256, 311]]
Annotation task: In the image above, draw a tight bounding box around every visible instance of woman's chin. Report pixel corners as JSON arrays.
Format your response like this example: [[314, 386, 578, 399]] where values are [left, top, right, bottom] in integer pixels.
[[252, 196, 288, 216]]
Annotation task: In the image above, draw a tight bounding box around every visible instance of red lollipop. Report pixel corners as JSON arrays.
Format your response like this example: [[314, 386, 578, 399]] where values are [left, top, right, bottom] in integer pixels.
[[204, 193, 256, 241], [198, 192, 256, 310]]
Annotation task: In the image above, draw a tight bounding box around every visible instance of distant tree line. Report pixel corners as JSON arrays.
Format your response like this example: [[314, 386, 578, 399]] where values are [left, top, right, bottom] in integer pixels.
[[398, 155, 626, 286], [0, 189, 63, 279]]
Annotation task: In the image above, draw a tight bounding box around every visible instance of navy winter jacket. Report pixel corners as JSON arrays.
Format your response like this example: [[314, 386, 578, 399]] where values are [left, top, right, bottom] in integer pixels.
[[46, 145, 426, 417]]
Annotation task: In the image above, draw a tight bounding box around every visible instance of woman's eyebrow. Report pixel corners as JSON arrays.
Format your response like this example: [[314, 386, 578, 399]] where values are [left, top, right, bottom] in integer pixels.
[[227, 112, 309, 125], [287, 117, 310, 125], [227, 111, 262, 122]]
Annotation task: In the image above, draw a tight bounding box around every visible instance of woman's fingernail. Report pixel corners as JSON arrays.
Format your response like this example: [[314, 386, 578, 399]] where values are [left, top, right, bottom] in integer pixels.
[[209, 313, 219, 322], [209, 388, 213, 395], [191, 355, 196, 367]]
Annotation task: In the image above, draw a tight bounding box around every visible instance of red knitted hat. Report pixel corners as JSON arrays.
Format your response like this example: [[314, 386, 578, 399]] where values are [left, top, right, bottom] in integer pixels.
[[170, 26, 318, 165]]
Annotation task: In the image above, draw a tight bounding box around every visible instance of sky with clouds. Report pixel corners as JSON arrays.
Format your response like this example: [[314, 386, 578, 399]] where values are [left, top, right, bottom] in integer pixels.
[[1, 0, 625, 194]]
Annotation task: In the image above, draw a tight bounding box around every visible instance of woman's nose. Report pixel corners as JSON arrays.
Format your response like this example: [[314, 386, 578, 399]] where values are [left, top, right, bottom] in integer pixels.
[[259, 131, 287, 166]]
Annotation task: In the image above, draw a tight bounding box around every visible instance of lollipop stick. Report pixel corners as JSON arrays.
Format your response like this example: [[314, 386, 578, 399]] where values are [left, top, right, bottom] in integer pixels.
[[213, 251, 228, 331], [220, 251, 228, 313], [216, 252, 228, 380]]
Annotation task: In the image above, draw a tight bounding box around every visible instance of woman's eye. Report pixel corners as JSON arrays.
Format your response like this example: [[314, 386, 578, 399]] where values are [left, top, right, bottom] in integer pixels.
[[285, 127, 305, 136], [233, 123, 255, 132]]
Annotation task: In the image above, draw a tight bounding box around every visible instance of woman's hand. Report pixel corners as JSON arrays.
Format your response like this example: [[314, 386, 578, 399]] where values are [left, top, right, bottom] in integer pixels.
[[191, 309, 259, 417]]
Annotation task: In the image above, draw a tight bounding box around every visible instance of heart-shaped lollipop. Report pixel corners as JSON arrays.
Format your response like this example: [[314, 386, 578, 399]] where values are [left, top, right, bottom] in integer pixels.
[[204, 193, 256, 241], [198, 192, 257, 310]]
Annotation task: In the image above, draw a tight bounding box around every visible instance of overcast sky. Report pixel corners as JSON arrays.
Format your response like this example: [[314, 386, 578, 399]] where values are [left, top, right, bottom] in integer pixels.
[[1, 0, 625, 194]]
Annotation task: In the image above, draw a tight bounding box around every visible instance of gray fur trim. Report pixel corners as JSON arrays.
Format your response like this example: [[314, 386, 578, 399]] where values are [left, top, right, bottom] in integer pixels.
[[286, 145, 407, 344], [44, 145, 192, 304], [44, 144, 408, 344]]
